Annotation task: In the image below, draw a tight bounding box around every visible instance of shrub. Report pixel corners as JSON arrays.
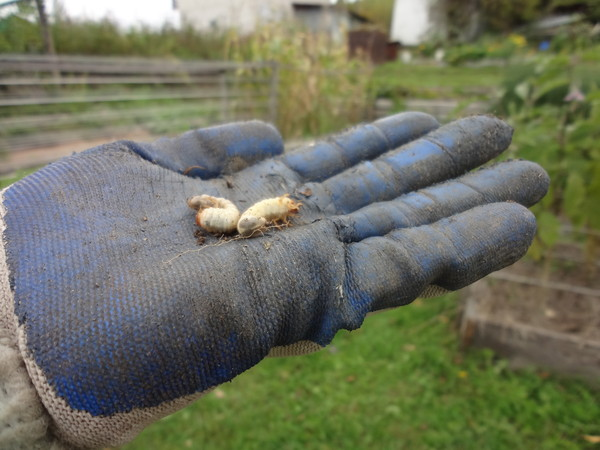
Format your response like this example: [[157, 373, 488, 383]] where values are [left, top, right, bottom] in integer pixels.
[[497, 51, 600, 258]]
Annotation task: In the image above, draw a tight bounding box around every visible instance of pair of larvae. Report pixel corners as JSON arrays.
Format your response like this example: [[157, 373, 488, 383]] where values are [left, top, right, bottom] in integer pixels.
[[187, 194, 301, 236]]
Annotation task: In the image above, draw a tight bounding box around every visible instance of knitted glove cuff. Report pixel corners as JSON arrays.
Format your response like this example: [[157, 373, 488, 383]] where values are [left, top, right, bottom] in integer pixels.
[[0, 191, 69, 450], [0, 330, 69, 450]]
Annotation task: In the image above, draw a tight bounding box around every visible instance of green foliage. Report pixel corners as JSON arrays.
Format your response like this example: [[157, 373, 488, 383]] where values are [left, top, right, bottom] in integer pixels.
[[447, 0, 545, 34], [120, 294, 600, 449], [370, 62, 503, 119], [444, 34, 530, 66], [0, 14, 227, 59], [448, 0, 600, 38], [551, 0, 600, 21], [497, 56, 571, 113], [549, 21, 600, 53], [445, 43, 488, 66], [0, 15, 42, 53], [497, 50, 600, 255], [479, 0, 544, 31], [51, 18, 227, 59]]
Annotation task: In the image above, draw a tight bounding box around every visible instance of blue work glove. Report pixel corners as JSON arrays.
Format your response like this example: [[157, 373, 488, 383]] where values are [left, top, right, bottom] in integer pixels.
[[0, 113, 549, 449]]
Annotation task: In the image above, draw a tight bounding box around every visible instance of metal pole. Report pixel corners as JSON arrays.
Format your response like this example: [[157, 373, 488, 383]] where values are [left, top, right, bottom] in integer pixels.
[[268, 61, 279, 124]]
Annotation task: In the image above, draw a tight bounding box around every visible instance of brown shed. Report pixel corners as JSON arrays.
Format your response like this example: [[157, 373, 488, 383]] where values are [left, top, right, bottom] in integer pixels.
[[348, 29, 390, 64]]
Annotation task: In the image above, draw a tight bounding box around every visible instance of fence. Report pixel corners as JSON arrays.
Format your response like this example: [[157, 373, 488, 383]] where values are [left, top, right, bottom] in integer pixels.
[[0, 54, 279, 174]]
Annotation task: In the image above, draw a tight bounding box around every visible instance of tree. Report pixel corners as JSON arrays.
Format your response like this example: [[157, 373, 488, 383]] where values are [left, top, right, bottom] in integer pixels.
[[34, 0, 55, 54]]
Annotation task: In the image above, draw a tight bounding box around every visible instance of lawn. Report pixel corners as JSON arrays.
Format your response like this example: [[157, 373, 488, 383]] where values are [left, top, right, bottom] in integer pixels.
[[371, 58, 600, 108], [371, 62, 504, 101], [119, 293, 599, 450]]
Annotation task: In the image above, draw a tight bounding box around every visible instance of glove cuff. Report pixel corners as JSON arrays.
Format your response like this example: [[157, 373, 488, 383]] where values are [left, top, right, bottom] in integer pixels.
[[0, 190, 69, 449], [0, 331, 69, 449]]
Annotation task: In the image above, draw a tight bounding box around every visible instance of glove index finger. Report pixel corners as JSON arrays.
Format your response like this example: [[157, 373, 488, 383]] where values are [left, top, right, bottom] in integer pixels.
[[281, 112, 440, 182]]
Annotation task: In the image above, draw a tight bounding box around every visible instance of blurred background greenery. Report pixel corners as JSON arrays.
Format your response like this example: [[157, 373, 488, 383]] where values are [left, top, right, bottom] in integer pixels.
[[1, 0, 599, 448]]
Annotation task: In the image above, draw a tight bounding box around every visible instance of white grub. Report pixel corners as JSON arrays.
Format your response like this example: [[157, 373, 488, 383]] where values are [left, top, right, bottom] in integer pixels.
[[187, 194, 240, 234], [187, 194, 217, 211], [237, 194, 301, 236]]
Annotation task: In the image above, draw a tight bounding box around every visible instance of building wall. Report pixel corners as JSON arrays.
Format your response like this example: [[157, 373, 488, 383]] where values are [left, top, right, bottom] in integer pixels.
[[176, 0, 292, 33], [390, 0, 447, 45]]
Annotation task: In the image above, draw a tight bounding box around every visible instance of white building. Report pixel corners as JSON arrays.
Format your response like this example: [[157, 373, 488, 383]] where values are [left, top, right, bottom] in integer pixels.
[[390, 0, 447, 46], [175, 0, 289, 33], [175, 0, 354, 36]]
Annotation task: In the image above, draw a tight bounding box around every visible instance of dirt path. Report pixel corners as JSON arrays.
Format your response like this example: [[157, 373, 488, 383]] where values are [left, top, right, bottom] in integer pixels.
[[0, 131, 155, 175]]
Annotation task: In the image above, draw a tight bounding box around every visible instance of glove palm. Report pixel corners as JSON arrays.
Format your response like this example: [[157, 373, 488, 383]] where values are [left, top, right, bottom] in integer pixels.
[[0, 113, 548, 447]]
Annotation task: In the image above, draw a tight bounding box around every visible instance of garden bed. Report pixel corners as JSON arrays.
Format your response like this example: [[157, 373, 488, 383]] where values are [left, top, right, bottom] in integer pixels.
[[460, 244, 600, 381]]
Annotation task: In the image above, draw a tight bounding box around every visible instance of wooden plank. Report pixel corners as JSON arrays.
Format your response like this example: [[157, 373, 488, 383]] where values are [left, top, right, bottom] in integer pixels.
[[0, 54, 269, 69], [0, 89, 271, 107], [461, 279, 600, 382], [0, 55, 271, 75], [462, 309, 600, 381], [0, 62, 219, 76], [0, 103, 216, 128], [0, 53, 248, 67], [488, 271, 600, 298], [0, 75, 272, 86]]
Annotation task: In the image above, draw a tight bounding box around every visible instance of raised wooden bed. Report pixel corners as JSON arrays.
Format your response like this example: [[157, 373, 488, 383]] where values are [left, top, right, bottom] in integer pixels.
[[460, 246, 600, 382]]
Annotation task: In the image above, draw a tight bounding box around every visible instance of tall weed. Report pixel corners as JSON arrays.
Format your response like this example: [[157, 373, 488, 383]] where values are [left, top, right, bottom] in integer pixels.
[[225, 23, 373, 138], [51, 18, 227, 60]]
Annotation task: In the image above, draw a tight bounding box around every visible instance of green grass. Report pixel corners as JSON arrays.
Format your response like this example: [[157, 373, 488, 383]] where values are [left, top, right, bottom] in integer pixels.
[[371, 58, 600, 104], [0, 167, 38, 189], [120, 294, 599, 450], [371, 62, 504, 101]]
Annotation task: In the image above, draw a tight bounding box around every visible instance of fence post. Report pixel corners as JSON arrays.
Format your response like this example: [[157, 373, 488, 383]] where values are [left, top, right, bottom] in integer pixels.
[[268, 61, 279, 125], [219, 71, 230, 122]]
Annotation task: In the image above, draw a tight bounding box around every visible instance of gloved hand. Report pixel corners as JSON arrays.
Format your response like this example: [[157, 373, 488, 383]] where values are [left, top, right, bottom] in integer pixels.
[[0, 112, 549, 449]]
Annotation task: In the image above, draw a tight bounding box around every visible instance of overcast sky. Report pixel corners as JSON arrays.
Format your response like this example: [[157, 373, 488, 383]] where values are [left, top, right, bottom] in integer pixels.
[[47, 0, 180, 28]]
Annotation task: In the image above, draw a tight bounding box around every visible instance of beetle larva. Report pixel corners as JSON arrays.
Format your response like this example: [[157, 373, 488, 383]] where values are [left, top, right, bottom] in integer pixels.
[[237, 194, 301, 236], [187, 194, 240, 234]]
